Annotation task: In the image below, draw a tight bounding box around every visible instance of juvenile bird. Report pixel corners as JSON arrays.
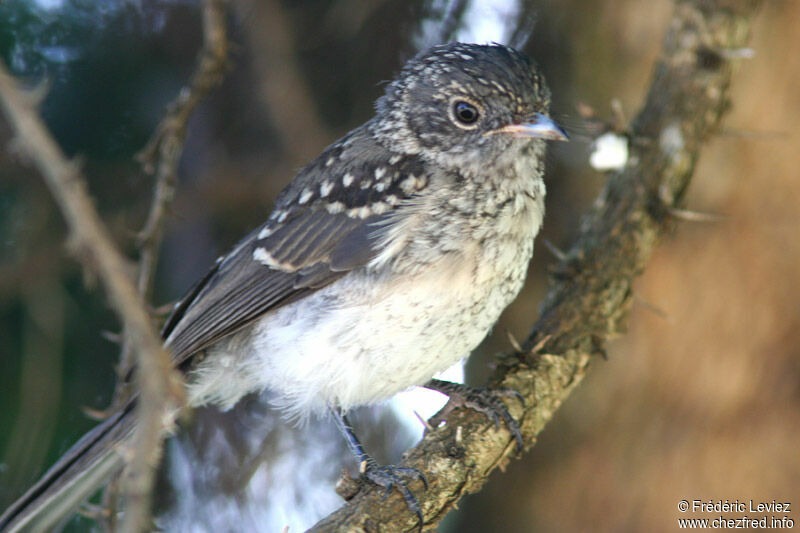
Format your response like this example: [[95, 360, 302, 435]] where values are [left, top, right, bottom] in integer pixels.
[[0, 42, 567, 532]]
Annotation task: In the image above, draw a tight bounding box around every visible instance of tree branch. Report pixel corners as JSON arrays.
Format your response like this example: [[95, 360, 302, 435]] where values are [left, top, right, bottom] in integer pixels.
[[135, 0, 230, 303], [0, 62, 182, 533], [0, 1, 231, 531], [310, 1, 762, 531]]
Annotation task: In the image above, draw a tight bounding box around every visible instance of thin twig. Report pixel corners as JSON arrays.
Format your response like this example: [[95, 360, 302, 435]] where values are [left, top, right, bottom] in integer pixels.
[[136, 0, 230, 293], [112, 0, 232, 409]]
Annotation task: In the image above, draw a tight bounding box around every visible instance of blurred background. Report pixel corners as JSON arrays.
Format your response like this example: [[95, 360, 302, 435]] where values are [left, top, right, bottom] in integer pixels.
[[0, 0, 797, 531]]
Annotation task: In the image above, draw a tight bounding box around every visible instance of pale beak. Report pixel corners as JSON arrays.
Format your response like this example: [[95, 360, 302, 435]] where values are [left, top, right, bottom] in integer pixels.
[[486, 113, 569, 141]]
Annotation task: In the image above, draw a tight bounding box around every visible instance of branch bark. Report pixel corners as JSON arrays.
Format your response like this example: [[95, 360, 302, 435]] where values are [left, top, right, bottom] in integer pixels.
[[310, 1, 762, 531]]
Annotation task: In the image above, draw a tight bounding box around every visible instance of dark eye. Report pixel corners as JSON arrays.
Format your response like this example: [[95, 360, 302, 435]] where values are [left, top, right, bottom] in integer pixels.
[[453, 101, 479, 125]]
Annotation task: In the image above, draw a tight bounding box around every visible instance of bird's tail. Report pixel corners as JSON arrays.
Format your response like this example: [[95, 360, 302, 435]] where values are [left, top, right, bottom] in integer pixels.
[[0, 404, 136, 532]]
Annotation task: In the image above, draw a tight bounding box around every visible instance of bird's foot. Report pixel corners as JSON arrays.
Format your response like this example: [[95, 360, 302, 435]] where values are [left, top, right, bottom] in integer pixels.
[[332, 408, 427, 530], [425, 379, 524, 451], [358, 457, 427, 529]]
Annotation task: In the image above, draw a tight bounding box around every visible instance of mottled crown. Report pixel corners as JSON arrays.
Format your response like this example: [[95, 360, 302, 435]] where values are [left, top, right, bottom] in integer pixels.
[[372, 43, 551, 157]]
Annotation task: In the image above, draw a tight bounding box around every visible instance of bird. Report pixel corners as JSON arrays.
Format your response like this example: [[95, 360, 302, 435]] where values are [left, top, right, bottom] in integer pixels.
[[0, 42, 567, 532]]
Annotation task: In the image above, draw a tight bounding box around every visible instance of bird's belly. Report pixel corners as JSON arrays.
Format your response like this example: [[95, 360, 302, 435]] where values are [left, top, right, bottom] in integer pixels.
[[254, 236, 532, 417], [188, 231, 535, 421]]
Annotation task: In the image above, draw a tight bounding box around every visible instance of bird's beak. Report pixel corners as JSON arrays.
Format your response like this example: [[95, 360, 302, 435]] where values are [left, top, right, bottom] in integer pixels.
[[486, 113, 569, 141]]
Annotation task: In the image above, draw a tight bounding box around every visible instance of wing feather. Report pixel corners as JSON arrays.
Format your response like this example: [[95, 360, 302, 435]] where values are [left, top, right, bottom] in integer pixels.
[[164, 211, 384, 366], [161, 126, 429, 369]]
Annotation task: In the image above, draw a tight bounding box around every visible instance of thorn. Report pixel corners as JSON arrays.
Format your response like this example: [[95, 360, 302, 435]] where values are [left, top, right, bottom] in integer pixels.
[[658, 183, 675, 207], [669, 207, 725, 223], [610, 98, 626, 130], [413, 410, 434, 432], [65, 156, 85, 178], [543, 239, 568, 262], [529, 334, 551, 354], [101, 330, 122, 344], [592, 335, 609, 360], [506, 329, 523, 353], [151, 302, 176, 317], [77, 503, 109, 521], [82, 405, 114, 421], [633, 292, 674, 323], [25, 78, 51, 108], [717, 47, 755, 60]]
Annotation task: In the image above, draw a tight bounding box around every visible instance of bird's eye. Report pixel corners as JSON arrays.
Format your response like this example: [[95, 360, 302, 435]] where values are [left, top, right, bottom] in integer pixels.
[[452, 101, 479, 125]]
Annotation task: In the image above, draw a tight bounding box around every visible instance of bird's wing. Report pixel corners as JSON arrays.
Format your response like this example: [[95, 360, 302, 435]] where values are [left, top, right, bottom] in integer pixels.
[[162, 210, 383, 365], [162, 129, 429, 367]]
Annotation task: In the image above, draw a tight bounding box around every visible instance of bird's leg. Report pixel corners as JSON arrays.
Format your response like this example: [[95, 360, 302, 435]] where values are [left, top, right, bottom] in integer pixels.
[[331, 408, 427, 529], [424, 379, 524, 451]]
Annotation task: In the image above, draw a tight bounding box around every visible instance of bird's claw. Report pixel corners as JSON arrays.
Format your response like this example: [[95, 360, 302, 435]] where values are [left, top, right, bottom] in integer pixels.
[[361, 458, 426, 530], [426, 379, 525, 452]]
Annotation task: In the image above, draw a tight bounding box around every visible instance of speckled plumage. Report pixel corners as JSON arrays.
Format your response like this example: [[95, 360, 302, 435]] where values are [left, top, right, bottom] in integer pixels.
[[171, 43, 559, 418], [0, 42, 567, 533]]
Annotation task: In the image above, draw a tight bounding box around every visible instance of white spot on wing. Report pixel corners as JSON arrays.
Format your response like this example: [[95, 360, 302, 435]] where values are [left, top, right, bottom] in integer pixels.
[[253, 247, 294, 272], [298, 188, 313, 204], [326, 201, 345, 214], [253, 247, 274, 265], [258, 226, 274, 239], [400, 174, 425, 194], [342, 173, 354, 187], [370, 201, 389, 215], [320, 181, 333, 197], [346, 205, 377, 219]]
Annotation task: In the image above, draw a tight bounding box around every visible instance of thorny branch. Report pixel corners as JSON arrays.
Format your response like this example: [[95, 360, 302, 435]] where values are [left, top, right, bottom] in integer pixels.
[[0, 62, 182, 533], [310, 1, 763, 531], [0, 1, 230, 532], [135, 0, 230, 299]]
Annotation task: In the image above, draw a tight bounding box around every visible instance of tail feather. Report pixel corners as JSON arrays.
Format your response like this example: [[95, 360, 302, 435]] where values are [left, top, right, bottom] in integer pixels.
[[0, 405, 136, 533]]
